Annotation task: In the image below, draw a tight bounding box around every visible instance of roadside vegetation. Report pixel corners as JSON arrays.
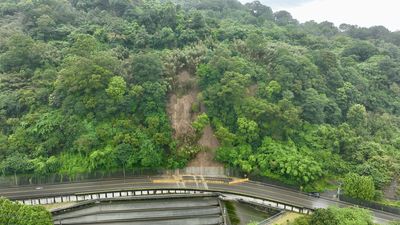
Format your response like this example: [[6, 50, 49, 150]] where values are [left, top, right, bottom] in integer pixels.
[[0, 198, 52, 225], [225, 201, 240, 225], [290, 206, 374, 225]]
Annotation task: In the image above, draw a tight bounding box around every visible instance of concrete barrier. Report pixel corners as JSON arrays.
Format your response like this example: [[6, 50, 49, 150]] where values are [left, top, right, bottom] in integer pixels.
[[17, 188, 314, 216]]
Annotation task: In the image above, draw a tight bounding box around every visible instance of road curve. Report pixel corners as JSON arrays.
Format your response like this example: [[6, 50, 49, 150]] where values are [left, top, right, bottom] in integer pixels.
[[0, 177, 399, 224]]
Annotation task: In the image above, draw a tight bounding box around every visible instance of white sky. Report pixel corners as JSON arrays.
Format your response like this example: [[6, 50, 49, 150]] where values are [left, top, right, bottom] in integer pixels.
[[240, 0, 400, 31]]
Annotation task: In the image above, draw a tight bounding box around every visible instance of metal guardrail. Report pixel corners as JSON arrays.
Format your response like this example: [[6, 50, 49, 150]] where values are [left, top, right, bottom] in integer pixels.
[[339, 194, 400, 215], [20, 189, 209, 206], [0, 167, 237, 187]]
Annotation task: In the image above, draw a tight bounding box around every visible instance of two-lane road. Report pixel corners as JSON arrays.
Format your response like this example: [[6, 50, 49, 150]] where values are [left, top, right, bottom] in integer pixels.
[[0, 177, 399, 224]]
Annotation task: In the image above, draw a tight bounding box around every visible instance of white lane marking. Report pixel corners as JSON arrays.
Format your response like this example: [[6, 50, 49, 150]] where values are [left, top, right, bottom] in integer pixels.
[[200, 175, 208, 189], [194, 176, 199, 188]]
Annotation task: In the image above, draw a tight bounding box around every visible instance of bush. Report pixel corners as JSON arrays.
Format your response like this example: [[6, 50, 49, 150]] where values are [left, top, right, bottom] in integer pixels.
[[343, 173, 375, 201], [0, 198, 52, 225]]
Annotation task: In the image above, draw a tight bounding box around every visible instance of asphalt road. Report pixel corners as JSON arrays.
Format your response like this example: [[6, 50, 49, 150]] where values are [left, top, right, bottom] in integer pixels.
[[0, 177, 399, 224]]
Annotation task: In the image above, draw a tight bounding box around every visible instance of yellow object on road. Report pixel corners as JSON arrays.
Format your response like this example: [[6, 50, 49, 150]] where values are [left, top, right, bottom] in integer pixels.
[[228, 178, 249, 185]]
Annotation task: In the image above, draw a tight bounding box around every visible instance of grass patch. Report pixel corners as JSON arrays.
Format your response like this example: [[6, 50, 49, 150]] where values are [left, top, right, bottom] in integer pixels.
[[272, 212, 307, 225], [225, 201, 240, 225]]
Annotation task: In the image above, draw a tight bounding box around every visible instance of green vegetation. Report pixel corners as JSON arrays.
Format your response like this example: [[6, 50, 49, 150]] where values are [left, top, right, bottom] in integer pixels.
[[0, 198, 52, 225], [225, 201, 240, 225], [343, 173, 376, 201], [0, 0, 399, 201], [291, 207, 374, 225], [192, 113, 210, 133]]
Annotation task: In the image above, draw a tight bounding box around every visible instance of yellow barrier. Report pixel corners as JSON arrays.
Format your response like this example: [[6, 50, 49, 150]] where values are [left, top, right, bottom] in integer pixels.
[[203, 180, 225, 184], [152, 179, 179, 183], [228, 178, 249, 185]]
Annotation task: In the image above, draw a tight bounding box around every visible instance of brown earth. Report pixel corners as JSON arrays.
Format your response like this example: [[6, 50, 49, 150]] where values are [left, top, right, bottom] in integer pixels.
[[167, 71, 223, 168], [167, 92, 197, 138], [198, 125, 220, 149], [167, 71, 198, 138], [188, 125, 222, 167]]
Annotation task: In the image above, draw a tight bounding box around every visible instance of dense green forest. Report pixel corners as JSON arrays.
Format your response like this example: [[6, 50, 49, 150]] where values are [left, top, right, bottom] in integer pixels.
[[0, 0, 400, 199]]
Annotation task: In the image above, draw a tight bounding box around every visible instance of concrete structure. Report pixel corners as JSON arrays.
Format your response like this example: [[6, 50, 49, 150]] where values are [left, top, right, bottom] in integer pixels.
[[17, 188, 312, 215], [52, 194, 224, 225]]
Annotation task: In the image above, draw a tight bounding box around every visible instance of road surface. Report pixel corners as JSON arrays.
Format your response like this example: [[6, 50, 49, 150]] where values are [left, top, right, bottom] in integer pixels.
[[0, 177, 399, 224]]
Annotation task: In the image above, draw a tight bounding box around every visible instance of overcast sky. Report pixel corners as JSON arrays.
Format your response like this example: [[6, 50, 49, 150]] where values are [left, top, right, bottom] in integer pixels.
[[239, 0, 400, 31]]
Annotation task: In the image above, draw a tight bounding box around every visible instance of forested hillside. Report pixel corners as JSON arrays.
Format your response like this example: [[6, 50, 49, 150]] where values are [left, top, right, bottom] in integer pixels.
[[1, 0, 400, 197]]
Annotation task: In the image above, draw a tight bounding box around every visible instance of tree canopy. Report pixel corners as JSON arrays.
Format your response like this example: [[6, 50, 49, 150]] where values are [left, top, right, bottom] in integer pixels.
[[0, 0, 399, 198], [0, 198, 52, 225]]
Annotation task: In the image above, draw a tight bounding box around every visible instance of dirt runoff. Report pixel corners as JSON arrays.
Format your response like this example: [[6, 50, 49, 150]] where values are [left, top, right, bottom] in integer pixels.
[[198, 125, 220, 149], [167, 71, 223, 168], [167, 92, 197, 138], [167, 71, 199, 138], [188, 125, 223, 167]]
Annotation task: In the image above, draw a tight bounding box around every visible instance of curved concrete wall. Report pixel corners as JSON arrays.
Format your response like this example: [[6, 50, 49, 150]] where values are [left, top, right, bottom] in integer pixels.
[[53, 196, 223, 225]]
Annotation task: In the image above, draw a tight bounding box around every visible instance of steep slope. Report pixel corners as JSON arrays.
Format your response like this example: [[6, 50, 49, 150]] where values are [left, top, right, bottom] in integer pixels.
[[167, 71, 197, 139], [167, 71, 222, 169]]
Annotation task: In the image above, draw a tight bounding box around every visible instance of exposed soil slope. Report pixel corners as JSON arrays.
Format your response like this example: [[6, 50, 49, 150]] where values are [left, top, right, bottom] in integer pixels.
[[167, 71, 222, 168]]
